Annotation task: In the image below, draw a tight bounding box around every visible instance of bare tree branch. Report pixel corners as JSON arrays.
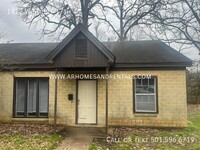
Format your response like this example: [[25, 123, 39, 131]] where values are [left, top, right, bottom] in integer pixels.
[[143, 0, 200, 53], [15, 0, 100, 40], [97, 0, 161, 41]]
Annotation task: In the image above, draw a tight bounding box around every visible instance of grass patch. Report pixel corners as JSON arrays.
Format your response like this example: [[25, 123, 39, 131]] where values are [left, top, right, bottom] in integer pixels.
[[91, 104, 200, 150], [0, 134, 62, 150], [89, 143, 97, 150]]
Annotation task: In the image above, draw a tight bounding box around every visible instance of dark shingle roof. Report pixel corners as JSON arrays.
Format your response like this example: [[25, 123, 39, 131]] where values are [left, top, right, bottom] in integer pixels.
[[0, 43, 58, 64], [103, 41, 192, 64], [0, 41, 192, 67]]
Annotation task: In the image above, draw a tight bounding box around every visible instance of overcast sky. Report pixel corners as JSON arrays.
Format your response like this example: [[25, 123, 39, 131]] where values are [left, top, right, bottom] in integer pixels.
[[0, 0, 39, 42], [0, 0, 199, 60]]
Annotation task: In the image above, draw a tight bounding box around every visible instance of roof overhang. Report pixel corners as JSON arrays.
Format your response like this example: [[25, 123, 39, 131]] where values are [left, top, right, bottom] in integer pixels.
[[112, 61, 192, 69]]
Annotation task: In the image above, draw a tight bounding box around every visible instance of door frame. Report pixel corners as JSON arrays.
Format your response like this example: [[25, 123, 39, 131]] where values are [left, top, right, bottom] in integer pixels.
[[75, 79, 98, 125]]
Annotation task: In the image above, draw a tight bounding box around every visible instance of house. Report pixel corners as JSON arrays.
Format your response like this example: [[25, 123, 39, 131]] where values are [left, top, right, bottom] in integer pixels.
[[0, 24, 192, 129]]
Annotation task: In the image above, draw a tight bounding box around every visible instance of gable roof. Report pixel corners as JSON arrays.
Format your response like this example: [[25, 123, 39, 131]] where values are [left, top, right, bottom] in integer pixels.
[[0, 41, 192, 68], [46, 23, 115, 63]]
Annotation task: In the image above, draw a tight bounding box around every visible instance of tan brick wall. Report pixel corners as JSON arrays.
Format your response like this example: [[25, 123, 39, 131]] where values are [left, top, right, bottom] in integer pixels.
[[107, 70, 187, 127], [0, 70, 187, 127], [53, 71, 76, 125], [0, 71, 56, 123], [0, 72, 14, 121]]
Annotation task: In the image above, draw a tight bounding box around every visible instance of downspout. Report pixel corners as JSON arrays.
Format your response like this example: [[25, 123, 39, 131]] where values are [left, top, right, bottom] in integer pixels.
[[106, 67, 109, 136], [54, 68, 58, 133]]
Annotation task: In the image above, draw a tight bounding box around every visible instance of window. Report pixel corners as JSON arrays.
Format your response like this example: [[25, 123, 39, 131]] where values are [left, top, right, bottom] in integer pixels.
[[133, 77, 158, 113], [75, 39, 88, 60], [13, 78, 49, 118]]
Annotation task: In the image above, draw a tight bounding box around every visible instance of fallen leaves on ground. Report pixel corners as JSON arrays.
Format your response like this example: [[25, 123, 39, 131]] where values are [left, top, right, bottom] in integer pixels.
[[0, 123, 63, 135], [0, 123, 64, 150]]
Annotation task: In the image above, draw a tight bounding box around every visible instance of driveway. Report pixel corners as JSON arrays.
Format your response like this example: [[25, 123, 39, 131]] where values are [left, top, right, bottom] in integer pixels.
[[56, 127, 105, 150]]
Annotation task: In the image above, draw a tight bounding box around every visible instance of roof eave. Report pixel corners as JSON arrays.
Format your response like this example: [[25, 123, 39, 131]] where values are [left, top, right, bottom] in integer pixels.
[[113, 62, 192, 68]]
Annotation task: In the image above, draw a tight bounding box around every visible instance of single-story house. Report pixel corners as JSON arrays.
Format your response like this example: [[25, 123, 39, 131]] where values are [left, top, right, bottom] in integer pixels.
[[0, 24, 192, 129]]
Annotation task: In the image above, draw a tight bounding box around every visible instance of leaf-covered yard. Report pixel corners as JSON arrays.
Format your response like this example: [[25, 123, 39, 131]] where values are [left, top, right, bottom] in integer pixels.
[[0, 105, 199, 150], [0, 124, 63, 150], [90, 104, 200, 150]]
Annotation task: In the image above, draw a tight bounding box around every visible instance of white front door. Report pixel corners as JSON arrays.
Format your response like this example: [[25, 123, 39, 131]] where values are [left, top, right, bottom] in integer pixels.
[[77, 80, 97, 124]]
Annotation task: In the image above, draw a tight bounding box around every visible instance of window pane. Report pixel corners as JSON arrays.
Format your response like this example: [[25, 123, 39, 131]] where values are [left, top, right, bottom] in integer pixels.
[[135, 95, 156, 112], [136, 102, 155, 112], [28, 79, 37, 116], [136, 95, 142, 102], [146, 85, 154, 93], [148, 95, 155, 102], [149, 78, 154, 85], [142, 79, 148, 85], [136, 78, 155, 94], [136, 85, 154, 93], [16, 79, 26, 116], [136, 79, 142, 85], [14, 78, 49, 118], [39, 79, 48, 116], [136, 85, 144, 93]]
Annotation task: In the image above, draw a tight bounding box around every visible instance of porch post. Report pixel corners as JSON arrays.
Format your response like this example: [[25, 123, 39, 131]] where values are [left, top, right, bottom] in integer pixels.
[[54, 68, 58, 133], [105, 67, 109, 136]]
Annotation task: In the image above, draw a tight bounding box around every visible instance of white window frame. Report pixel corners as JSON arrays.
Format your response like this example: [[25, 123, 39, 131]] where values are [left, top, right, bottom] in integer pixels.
[[134, 77, 157, 113]]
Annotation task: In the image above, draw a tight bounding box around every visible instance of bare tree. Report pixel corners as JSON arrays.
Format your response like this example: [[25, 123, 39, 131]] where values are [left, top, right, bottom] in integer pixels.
[[15, 0, 100, 40], [0, 28, 12, 43], [96, 0, 161, 41], [0, 13, 6, 42], [0, 28, 14, 43], [187, 60, 200, 104], [14, 0, 200, 55], [144, 0, 200, 53], [0, 31, 6, 42]]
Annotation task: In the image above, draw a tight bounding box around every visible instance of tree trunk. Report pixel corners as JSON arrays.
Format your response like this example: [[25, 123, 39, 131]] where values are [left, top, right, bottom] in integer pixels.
[[82, 0, 89, 29], [118, 0, 124, 42]]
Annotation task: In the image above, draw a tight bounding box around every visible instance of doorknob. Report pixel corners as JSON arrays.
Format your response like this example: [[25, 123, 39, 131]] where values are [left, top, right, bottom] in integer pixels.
[[77, 99, 80, 105]]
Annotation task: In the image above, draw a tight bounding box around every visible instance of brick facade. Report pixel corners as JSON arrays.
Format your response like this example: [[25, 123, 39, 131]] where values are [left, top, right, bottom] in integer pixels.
[[0, 70, 187, 127]]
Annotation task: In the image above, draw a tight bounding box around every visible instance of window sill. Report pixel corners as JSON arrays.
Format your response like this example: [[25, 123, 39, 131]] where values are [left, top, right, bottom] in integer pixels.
[[12, 118, 49, 122], [134, 114, 158, 117]]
